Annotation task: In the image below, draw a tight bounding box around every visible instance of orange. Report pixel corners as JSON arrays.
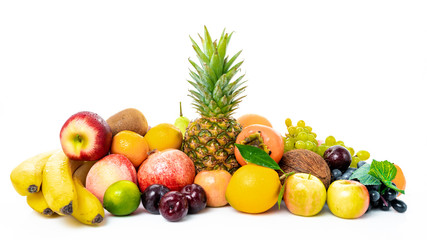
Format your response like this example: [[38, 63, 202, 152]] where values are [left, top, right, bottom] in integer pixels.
[[392, 164, 406, 196], [111, 130, 149, 168], [237, 114, 273, 129], [225, 164, 281, 214]]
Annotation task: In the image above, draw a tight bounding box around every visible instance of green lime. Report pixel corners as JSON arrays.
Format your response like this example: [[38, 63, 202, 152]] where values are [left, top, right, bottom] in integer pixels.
[[103, 180, 141, 216]]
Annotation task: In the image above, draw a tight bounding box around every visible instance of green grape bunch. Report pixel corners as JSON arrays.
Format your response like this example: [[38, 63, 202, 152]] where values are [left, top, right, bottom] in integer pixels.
[[283, 118, 319, 153]]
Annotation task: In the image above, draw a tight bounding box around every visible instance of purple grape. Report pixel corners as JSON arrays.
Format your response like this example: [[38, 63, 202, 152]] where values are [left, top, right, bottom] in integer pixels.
[[159, 191, 188, 222], [141, 184, 170, 214], [323, 145, 352, 172], [180, 184, 207, 214]]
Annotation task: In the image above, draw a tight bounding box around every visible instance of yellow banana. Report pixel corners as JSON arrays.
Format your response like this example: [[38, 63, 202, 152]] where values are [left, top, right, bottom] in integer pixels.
[[10, 150, 56, 196], [72, 175, 105, 225], [26, 189, 55, 216], [73, 161, 96, 187], [42, 150, 83, 215]]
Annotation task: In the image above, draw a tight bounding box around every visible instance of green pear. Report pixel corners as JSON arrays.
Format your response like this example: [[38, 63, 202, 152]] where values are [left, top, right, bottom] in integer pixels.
[[174, 102, 190, 138]]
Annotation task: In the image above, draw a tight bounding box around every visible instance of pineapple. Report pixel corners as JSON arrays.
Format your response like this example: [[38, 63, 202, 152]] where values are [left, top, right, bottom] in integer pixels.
[[183, 26, 246, 174]]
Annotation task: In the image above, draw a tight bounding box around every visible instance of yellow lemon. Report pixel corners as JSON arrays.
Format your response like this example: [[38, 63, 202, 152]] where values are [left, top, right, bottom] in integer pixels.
[[144, 123, 183, 151], [225, 164, 281, 214]]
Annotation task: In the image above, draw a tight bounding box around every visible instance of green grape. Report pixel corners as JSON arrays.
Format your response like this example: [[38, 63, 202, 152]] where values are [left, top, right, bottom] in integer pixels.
[[347, 147, 355, 156], [297, 120, 305, 128], [308, 134, 316, 142], [296, 127, 304, 134], [285, 139, 294, 149], [285, 118, 292, 127], [336, 140, 345, 147], [297, 132, 308, 141], [295, 140, 306, 149], [305, 141, 314, 150], [305, 126, 312, 132], [312, 143, 318, 152], [350, 156, 361, 168], [312, 132, 317, 138], [325, 136, 336, 146], [356, 150, 370, 160], [288, 126, 296, 135]]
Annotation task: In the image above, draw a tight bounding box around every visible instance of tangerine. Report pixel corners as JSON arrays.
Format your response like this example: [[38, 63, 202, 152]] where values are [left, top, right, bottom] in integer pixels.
[[393, 164, 406, 196], [237, 114, 273, 129], [111, 130, 150, 168]]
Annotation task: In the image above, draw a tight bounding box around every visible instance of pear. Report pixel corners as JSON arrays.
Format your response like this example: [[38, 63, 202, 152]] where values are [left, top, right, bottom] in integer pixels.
[[174, 102, 190, 138]]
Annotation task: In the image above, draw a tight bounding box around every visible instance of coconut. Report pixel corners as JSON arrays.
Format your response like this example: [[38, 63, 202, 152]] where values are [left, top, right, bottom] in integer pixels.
[[278, 149, 331, 189]]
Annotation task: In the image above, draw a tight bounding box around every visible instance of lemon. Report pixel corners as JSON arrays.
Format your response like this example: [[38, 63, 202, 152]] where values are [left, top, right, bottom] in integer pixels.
[[144, 123, 183, 151], [225, 164, 281, 214], [103, 180, 141, 216]]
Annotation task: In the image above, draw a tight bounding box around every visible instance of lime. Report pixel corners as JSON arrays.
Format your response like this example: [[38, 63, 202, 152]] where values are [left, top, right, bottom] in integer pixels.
[[103, 180, 141, 216]]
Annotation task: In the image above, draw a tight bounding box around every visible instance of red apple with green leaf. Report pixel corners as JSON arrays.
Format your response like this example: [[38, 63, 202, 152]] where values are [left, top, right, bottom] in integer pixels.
[[60, 111, 112, 161]]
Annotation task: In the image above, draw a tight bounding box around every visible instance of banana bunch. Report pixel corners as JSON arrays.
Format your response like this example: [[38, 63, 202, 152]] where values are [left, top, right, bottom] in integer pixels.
[[10, 150, 105, 225]]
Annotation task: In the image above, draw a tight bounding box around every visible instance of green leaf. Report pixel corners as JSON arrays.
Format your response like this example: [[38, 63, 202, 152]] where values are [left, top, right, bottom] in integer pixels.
[[350, 163, 381, 185], [368, 160, 404, 194], [234, 144, 283, 172], [203, 26, 214, 59]]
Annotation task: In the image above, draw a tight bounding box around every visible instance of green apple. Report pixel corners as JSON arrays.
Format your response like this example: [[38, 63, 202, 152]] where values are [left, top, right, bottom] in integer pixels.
[[327, 180, 369, 219], [284, 173, 326, 217], [174, 102, 190, 137]]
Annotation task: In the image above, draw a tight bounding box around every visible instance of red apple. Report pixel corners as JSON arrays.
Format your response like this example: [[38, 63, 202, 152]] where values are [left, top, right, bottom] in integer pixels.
[[137, 149, 195, 192], [60, 111, 112, 161], [86, 154, 137, 202], [284, 173, 326, 217], [327, 180, 369, 219]]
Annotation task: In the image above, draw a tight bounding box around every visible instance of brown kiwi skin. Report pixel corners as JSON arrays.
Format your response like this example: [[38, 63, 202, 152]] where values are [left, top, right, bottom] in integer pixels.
[[107, 108, 148, 137]]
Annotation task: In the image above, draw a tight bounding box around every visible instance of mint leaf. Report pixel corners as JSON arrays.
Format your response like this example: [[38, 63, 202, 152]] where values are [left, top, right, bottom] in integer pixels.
[[234, 144, 283, 173], [369, 160, 397, 182], [350, 163, 381, 185], [368, 159, 405, 194]]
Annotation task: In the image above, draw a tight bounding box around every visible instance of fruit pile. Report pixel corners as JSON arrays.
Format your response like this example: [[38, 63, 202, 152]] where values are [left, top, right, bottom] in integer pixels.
[[10, 27, 407, 225]]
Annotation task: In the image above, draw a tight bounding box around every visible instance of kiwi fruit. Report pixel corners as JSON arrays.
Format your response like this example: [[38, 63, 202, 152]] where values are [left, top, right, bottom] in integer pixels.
[[107, 108, 148, 136]]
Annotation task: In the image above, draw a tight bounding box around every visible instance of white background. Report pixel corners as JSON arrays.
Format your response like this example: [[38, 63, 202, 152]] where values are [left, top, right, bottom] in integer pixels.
[[1, 0, 426, 239]]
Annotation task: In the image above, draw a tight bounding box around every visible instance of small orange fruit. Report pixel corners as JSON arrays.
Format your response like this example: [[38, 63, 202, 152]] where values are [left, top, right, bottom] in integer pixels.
[[111, 130, 150, 168], [237, 114, 273, 129], [393, 164, 406, 196]]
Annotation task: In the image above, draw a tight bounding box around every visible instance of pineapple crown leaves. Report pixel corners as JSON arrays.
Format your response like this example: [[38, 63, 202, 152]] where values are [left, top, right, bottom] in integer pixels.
[[188, 26, 246, 118]]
